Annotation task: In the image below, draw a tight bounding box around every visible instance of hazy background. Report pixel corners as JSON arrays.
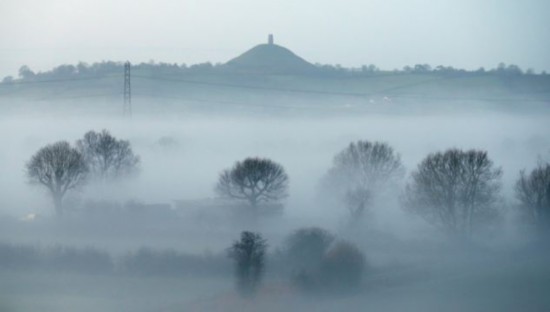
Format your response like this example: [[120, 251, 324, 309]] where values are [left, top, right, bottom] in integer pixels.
[[1, 0, 550, 78]]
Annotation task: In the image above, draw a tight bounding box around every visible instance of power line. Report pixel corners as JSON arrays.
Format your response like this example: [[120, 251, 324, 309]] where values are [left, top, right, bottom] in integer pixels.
[[35, 92, 121, 101], [131, 83, 550, 106], [390, 94, 549, 103], [132, 74, 372, 97], [130, 92, 364, 113], [132, 74, 549, 103], [0, 71, 548, 104]]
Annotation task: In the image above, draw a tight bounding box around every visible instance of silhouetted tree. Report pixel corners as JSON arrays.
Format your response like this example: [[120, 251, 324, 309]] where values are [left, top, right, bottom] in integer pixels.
[[435, 65, 458, 74], [495, 62, 523, 75], [404, 149, 502, 236], [413, 64, 432, 73], [475, 67, 486, 74], [18, 65, 35, 80], [26, 141, 88, 216], [76, 130, 140, 181], [515, 163, 550, 233], [321, 141, 404, 219], [2, 76, 14, 84], [228, 231, 267, 296], [76, 62, 90, 75], [361, 64, 379, 74], [51, 64, 77, 77], [216, 157, 288, 210]]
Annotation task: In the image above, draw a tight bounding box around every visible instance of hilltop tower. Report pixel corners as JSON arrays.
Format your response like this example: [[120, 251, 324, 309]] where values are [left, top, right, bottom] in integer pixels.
[[268, 34, 274, 45]]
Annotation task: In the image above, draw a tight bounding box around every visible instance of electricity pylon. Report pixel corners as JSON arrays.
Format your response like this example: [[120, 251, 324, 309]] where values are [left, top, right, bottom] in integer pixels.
[[123, 61, 132, 116]]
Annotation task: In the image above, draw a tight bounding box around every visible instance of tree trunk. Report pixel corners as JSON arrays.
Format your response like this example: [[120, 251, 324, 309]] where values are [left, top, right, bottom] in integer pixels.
[[52, 192, 63, 217], [349, 201, 366, 226], [250, 197, 258, 211], [247, 197, 260, 229]]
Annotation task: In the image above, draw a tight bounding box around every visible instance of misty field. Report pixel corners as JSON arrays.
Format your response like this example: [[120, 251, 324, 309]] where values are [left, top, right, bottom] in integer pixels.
[[1, 107, 549, 312], [0, 270, 230, 312], [2, 249, 549, 312]]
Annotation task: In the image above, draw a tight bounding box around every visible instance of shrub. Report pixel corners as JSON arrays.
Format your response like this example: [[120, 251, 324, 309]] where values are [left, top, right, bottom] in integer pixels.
[[228, 231, 267, 297], [285, 227, 334, 275], [319, 241, 366, 291]]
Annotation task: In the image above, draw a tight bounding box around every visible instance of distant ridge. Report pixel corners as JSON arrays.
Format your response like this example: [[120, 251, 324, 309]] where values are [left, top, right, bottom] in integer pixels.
[[224, 35, 316, 74]]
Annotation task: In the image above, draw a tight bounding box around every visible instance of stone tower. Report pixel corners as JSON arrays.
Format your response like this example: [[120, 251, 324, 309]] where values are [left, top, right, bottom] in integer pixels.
[[268, 34, 274, 45]]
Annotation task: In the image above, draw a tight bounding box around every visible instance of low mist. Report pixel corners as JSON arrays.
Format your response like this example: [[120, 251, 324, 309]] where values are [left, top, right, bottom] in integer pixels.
[[1, 103, 549, 311]]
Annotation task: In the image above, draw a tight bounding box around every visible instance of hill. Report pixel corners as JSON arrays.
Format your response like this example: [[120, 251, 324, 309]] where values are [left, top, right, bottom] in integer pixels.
[[224, 36, 316, 75], [0, 37, 549, 116]]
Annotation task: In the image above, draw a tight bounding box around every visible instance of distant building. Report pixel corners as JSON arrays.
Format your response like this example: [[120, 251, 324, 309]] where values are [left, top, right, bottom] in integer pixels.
[[268, 34, 274, 45]]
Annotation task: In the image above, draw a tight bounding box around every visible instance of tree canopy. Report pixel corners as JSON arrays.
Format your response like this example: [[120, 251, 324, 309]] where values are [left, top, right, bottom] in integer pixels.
[[26, 141, 88, 216], [515, 162, 550, 232], [285, 227, 335, 275], [216, 157, 288, 209], [321, 141, 404, 219], [228, 231, 267, 296], [404, 149, 502, 236], [76, 130, 140, 181]]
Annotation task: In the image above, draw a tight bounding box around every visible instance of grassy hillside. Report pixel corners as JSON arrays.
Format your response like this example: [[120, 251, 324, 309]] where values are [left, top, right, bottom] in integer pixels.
[[225, 43, 317, 74], [1, 69, 549, 116]]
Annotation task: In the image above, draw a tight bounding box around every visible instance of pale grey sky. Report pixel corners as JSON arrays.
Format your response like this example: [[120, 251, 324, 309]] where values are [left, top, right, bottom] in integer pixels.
[[0, 0, 549, 78]]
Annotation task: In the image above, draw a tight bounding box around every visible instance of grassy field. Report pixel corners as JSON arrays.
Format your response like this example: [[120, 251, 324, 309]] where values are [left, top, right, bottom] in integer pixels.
[[2, 252, 549, 312], [0, 270, 231, 312], [1, 71, 548, 117]]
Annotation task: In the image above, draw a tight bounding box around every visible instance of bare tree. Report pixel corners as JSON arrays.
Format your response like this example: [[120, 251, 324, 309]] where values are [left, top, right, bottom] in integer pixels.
[[26, 141, 88, 216], [321, 141, 404, 219], [215, 157, 289, 209], [76, 130, 140, 181], [228, 231, 267, 296], [515, 162, 550, 231], [404, 149, 502, 236]]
